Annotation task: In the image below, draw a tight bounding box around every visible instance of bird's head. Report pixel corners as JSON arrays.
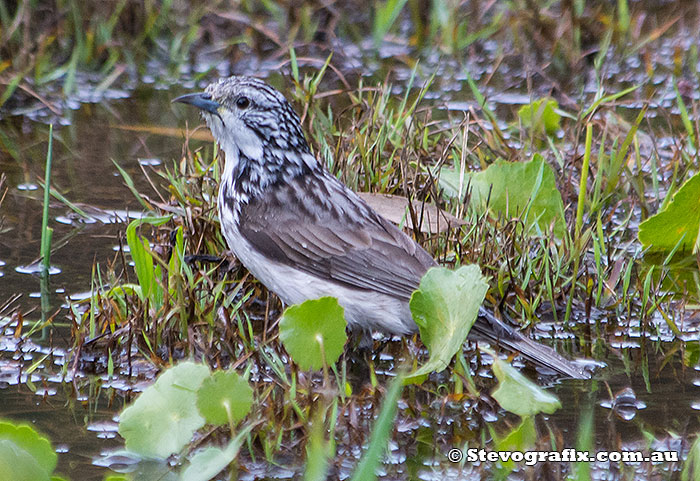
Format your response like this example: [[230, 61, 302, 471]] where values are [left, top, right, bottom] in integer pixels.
[[173, 76, 312, 163]]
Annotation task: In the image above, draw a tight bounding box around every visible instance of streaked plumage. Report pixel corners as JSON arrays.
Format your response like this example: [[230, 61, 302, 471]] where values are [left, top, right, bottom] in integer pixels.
[[174, 76, 588, 379]]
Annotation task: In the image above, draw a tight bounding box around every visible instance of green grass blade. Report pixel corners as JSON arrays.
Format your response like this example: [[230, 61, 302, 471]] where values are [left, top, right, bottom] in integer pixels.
[[350, 372, 404, 481], [373, 0, 409, 48], [674, 79, 697, 150], [583, 83, 642, 118], [112, 159, 153, 211], [40, 125, 54, 274]]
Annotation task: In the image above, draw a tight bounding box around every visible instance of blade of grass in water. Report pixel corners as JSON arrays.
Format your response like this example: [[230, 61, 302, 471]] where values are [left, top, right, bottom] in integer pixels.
[[350, 371, 404, 481], [304, 406, 331, 481], [40, 124, 54, 274], [572, 403, 594, 481], [0, 72, 21, 109], [617, 0, 630, 35], [38, 124, 54, 339], [574, 124, 593, 242], [112, 159, 154, 212], [373, 0, 409, 48], [674, 79, 697, 151], [36, 181, 91, 220], [566, 123, 593, 322], [583, 84, 641, 119]]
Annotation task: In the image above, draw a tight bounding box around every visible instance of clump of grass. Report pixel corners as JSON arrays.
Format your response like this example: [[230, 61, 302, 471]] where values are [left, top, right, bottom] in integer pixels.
[[69, 143, 252, 368]]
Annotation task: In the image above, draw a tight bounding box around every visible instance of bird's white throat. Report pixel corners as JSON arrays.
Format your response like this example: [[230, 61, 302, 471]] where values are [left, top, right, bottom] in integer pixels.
[[206, 109, 264, 165]]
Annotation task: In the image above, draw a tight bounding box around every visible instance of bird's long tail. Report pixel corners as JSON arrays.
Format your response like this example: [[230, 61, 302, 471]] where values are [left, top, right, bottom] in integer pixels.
[[471, 307, 590, 379]]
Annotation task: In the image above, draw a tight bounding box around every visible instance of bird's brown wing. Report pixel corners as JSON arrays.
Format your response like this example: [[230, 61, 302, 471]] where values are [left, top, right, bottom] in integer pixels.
[[235, 172, 590, 379], [235, 172, 436, 301]]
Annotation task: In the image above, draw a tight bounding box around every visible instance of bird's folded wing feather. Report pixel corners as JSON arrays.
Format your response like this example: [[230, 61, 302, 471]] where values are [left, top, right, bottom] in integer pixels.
[[236, 172, 436, 301]]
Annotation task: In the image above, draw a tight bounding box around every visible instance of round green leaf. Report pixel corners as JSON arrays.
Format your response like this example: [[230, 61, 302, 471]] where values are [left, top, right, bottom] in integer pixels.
[[180, 446, 232, 481], [196, 370, 253, 426], [118, 361, 210, 459], [491, 416, 537, 470], [406, 265, 488, 382], [0, 419, 59, 481], [0, 440, 51, 481], [180, 425, 252, 481], [491, 358, 561, 416], [0, 420, 56, 476], [639, 171, 700, 253], [279, 297, 347, 370], [439, 156, 566, 237], [518, 98, 561, 136]]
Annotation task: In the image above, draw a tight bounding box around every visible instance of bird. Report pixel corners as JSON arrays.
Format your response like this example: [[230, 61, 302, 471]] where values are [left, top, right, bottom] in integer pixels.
[[173, 75, 588, 379]]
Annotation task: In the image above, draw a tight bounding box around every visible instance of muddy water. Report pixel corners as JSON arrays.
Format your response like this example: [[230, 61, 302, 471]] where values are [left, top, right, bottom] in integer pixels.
[[0, 91, 185, 308], [0, 89, 191, 478]]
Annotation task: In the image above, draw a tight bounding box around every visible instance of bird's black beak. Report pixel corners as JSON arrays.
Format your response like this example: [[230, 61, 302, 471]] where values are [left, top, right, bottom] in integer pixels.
[[172, 92, 220, 115]]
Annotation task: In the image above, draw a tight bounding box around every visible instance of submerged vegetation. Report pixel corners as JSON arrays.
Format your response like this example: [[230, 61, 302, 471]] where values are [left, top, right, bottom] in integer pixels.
[[1, 0, 700, 479]]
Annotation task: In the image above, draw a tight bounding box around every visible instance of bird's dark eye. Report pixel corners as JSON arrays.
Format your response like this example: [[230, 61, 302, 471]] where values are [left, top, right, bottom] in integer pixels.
[[236, 96, 250, 109]]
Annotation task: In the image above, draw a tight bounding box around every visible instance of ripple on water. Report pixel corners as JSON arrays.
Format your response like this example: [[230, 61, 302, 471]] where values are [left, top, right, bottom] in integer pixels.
[[55, 215, 97, 225], [600, 387, 646, 421], [92, 450, 142, 470], [87, 420, 119, 440], [138, 158, 162, 166], [56, 208, 145, 226], [15, 264, 62, 275], [34, 387, 57, 397]]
